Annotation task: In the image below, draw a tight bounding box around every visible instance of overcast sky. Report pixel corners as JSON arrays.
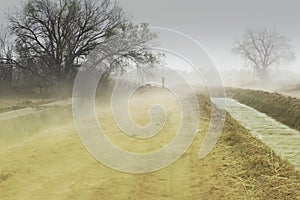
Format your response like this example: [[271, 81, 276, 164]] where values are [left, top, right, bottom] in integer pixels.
[[118, 0, 300, 73], [1, 0, 300, 72]]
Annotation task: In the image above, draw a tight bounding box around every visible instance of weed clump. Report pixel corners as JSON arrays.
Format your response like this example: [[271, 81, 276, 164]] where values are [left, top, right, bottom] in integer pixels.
[[0, 172, 12, 183]]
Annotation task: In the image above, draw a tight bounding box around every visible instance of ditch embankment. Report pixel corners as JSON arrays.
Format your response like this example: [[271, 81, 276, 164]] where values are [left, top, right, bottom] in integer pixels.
[[227, 88, 300, 131]]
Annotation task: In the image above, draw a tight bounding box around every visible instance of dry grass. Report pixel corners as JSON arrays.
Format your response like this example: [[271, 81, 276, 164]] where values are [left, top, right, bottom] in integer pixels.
[[222, 114, 300, 199]]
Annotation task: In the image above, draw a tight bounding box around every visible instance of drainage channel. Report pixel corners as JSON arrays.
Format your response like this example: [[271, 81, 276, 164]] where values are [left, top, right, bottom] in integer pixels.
[[212, 98, 300, 171]]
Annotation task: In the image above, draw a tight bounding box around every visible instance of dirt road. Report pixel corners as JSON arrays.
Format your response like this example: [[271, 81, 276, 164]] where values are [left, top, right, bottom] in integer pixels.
[[0, 88, 299, 199]]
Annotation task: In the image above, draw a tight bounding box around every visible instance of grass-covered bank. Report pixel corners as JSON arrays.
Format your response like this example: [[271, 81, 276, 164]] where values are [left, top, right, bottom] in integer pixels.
[[221, 114, 300, 199], [226, 88, 300, 131]]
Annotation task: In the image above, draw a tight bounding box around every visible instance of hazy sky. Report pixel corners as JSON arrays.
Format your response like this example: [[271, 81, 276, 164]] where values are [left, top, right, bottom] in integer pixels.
[[118, 0, 300, 73], [1, 0, 300, 72]]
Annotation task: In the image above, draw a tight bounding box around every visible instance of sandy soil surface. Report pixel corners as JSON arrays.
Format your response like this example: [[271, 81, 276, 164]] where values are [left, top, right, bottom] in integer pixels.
[[279, 90, 300, 99], [0, 88, 299, 199]]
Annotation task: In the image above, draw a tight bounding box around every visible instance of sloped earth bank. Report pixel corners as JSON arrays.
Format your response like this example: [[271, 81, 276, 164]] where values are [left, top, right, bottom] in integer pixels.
[[226, 88, 300, 131], [0, 88, 299, 199], [213, 98, 300, 171]]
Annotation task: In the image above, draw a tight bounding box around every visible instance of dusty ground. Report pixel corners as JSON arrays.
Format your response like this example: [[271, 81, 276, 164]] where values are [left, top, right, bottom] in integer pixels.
[[0, 87, 299, 199], [0, 98, 54, 113], [280, 90, 300, 99], [278, 83, 300, 99]]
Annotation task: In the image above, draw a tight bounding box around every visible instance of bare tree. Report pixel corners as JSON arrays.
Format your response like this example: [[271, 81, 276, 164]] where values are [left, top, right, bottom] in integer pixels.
[[7, 0, 160, 90], [232, 28, 295, 80], [0, 26, 15, 87]]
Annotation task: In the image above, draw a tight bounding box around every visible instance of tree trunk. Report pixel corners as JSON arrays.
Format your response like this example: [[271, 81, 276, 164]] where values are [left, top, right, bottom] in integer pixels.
[[257, 68, 268, 82]]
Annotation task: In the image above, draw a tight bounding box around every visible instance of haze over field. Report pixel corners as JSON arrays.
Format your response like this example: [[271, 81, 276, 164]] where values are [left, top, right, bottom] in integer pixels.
[[1, 0, 299, 89], [0, 0, 300, 199], [120, 0, 300, 74], [1, 0, 300, 73]]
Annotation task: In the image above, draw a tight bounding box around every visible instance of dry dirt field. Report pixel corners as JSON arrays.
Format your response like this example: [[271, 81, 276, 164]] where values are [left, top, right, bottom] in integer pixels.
[[0, 87, 299, 199]]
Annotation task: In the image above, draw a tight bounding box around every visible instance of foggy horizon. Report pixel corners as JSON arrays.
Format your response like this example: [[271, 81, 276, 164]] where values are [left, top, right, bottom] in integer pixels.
[[1, 0, 300, 74]]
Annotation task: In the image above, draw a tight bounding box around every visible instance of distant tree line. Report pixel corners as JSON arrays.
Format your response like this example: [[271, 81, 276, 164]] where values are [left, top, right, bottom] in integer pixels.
[[0, 0, 161, 96]]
